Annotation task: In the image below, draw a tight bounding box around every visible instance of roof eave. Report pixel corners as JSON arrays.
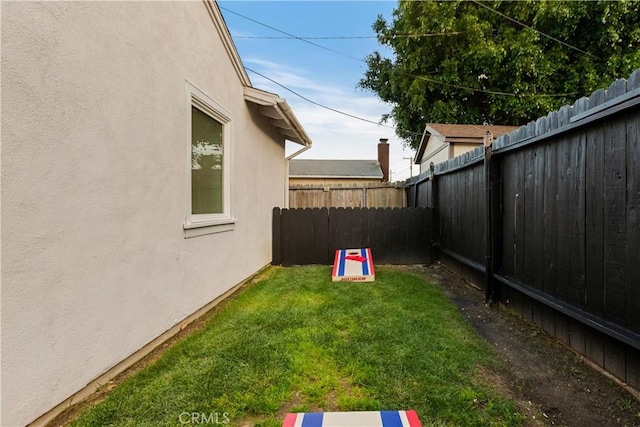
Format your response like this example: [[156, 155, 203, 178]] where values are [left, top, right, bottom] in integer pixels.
[[244, 87, 312, 146]]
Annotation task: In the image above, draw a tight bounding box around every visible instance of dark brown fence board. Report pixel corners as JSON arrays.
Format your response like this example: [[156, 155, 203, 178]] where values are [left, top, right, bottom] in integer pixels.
[[586, 322, 605, 369], [445, 174, 457, 254], [523, 147, 536, 289], [585, 126, 605, 318], [501, 155, 517, 278], [556, 137, 572, 304], [370, 208, 386, 260], [603, 334, 627, 382], [329, 207, 364, 251], [543, 140, 558, 297], [406, 184, 416, 208], [470, 165, 485, 264], [515, 151, 526, 283], [627, 347, 640, 390], [417, 178, 432, 208], [554, 310, 570, 345], [542, 303, 557, 337], [272, 207, 282, 265], [280, 208, 329, 266], [274, 207, 433, 266], [569, 317, 587, 355], [438, 175, 452, 252], [462, 169, 470, 260], [532, 145, 546, 293], [603, 116, 627, 325], [627, 114, 640, 335], [509, 287, 532, 322], [531, 299, 545, 329], [569, 133, 586, 309]]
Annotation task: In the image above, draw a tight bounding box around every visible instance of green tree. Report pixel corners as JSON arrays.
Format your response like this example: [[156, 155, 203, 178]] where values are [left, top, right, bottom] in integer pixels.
[[359, 0, 640, 149]]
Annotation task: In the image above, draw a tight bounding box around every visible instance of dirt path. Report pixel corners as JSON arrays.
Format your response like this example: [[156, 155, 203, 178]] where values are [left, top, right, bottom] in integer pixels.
[[399, 263, 640, 427]]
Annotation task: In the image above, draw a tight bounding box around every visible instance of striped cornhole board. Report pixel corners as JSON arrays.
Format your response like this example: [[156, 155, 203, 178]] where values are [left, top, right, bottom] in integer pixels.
[[283, 410, 421, 427], [331, 248, 375, 282]]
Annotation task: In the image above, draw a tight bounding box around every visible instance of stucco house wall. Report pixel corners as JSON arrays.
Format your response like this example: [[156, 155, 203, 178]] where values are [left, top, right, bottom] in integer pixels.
[[1, 2, 309, 426], [452, 143, 481, 157], [417, 143, 449, 174]]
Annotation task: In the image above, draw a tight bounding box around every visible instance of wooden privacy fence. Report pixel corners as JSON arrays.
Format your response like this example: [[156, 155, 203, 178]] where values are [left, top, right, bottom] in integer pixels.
[[405, 70, 640, 389], [289, 184, 406, 208], [272, 207, 433, 266]]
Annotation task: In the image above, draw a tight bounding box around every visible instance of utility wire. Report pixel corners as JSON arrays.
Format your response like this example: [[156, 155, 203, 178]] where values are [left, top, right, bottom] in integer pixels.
[[470, 0, 601, 60], [245, 67, 425, 138], [220, 6, 363, 62], [224, 6, 582, 98], [234, 32, 462, 40], [245, 67, 392, 128]]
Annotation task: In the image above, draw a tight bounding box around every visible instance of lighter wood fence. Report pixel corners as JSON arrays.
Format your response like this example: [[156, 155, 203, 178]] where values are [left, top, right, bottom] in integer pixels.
[[289, 184, 405, 208]]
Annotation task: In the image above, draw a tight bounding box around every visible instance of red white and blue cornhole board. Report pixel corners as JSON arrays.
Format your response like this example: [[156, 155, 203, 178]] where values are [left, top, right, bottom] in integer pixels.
[[283, 410, 421, 427], [332, 248, 375, 282]]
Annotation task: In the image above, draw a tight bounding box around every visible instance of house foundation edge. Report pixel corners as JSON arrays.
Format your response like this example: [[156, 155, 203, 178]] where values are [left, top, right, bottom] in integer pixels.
[[28, 263, 273, 427]]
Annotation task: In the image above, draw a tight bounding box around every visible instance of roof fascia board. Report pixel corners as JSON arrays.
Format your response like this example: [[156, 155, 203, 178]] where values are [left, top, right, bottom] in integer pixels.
[[203, 0, 251, 87], [445, 137, 483, 144], [414, 125, 432, 164], [424, 124, 442, 136], [245, 87, 312, 146]]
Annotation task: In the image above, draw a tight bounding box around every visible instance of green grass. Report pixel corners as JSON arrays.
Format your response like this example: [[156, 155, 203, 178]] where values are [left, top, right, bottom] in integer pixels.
[[71, 266, 523, 427]]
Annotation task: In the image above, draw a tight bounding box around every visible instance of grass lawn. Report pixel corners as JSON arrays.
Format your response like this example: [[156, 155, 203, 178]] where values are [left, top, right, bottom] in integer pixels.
[[70, 266, 523, 427]]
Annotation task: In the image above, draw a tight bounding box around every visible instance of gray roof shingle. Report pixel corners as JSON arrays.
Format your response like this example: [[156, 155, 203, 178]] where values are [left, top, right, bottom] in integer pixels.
[[289, 159, 383, 179]]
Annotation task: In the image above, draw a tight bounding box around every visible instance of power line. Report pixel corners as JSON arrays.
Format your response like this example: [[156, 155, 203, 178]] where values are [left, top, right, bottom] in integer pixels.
[[401, 71, 580, 98], [470, 0, 601, 60], [246, 67, 391, 128], [245, 67, 425, 137], [234, 32, 462, 40], [224, 6, 582, 98], [220, 6, 363, 62]]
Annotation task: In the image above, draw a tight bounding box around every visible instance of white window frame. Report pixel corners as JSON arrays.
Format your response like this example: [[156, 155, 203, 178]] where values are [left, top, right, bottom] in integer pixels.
[[184, 81, 235, 237]]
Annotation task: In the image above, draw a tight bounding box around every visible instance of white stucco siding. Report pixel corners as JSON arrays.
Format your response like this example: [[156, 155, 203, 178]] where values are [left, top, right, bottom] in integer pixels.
[[1, 2, 286, 426]]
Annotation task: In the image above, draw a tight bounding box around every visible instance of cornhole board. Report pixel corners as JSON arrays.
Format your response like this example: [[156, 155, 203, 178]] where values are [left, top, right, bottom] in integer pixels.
[[331, 248, 375, 282], [283, 410, 421, 427]]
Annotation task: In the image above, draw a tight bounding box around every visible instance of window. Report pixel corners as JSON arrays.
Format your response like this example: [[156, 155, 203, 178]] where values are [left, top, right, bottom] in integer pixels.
[[191, 106, 223, 215], [185, 81, 234, 236]]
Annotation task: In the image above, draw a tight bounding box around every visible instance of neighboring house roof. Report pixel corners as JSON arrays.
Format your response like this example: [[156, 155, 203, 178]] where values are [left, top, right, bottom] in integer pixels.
[[289, 159, 383, 179], [415, 123, 520, 163]]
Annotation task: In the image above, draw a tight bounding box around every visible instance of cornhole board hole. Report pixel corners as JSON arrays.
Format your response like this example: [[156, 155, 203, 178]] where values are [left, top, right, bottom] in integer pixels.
[[332, 248, 375, 282], [283, 410, 421, 427]]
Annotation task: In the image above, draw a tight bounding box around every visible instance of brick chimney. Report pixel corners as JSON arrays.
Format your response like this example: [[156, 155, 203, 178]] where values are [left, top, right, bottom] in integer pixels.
[[378, 138, 389, 182]]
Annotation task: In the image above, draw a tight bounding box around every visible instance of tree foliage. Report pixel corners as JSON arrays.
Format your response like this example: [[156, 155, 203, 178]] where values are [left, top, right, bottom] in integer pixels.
[[359, 0, 640, 149]]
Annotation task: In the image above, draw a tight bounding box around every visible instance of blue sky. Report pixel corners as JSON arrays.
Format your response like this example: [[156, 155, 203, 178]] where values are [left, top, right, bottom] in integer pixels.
[[219, 1, 421, 181]]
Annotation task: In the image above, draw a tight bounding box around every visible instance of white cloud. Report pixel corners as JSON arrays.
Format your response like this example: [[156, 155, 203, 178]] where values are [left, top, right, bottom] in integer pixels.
[[247, 59, 419, 181]]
